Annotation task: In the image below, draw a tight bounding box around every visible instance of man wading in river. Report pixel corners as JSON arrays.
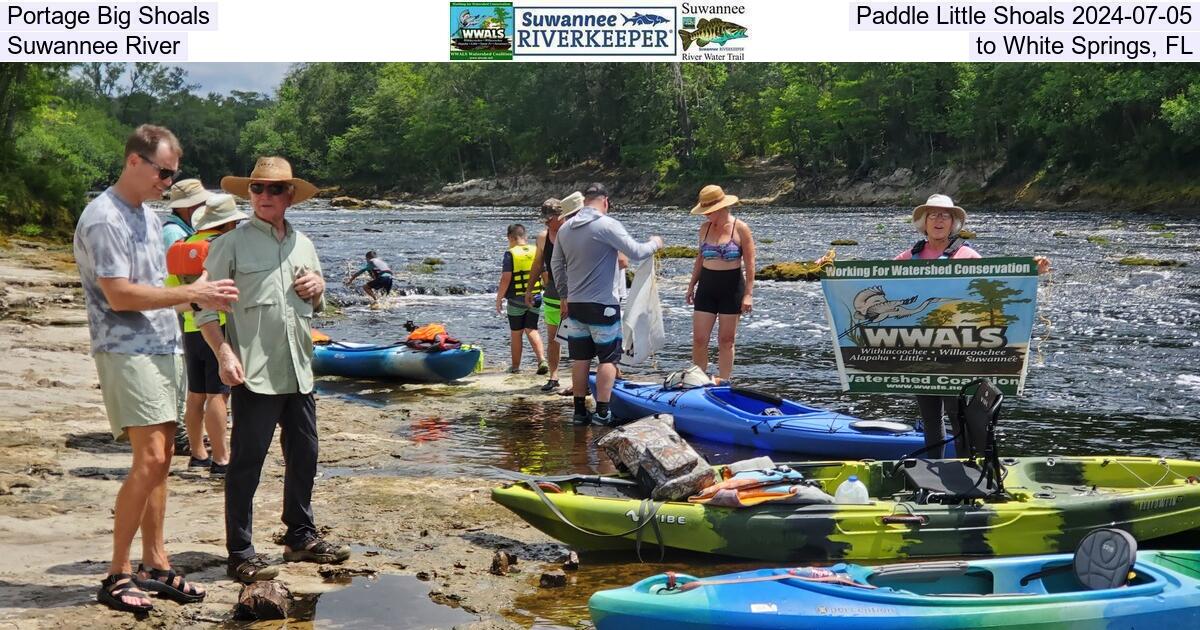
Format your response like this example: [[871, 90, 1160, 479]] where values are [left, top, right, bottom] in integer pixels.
[[551, 183, 663, 424], [198, 157, 352, 583]]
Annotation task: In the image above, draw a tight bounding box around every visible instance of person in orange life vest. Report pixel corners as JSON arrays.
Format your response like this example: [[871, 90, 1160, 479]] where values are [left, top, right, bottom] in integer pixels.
[[895, 194, 1050, 457], [161, 178, 210, 253], [165, 194, 247, 478], [496, 223, 547, 374]]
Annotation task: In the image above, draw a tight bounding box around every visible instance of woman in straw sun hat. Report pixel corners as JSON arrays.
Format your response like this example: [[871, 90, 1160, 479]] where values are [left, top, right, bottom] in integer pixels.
[[686, 184, 756, 382], [164, 193, 248, 481], [895, 193, 1051, 458]]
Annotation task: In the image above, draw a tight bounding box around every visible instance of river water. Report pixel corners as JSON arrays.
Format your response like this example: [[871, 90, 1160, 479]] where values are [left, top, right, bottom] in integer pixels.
[[290, 200, 1199, 627]]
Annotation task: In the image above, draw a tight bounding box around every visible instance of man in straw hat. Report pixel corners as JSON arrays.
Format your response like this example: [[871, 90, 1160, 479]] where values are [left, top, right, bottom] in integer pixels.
[[197, 156, 351, 584], [75, 124, 238, 613], [526, 193, 581, 392], [161, 178, 210, 253], [550, 183, 663, 425], [165, 194, 248, 480]]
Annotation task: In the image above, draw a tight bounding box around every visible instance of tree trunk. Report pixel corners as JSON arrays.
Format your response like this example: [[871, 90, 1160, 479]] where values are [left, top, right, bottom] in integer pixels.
[[671, 63, 694, 168], [1, 65, 29, 141]]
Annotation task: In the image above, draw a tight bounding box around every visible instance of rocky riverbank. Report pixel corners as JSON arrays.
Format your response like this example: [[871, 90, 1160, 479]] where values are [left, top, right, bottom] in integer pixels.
[[0, 239, 566, 629], [326, 159, 1200, 213]]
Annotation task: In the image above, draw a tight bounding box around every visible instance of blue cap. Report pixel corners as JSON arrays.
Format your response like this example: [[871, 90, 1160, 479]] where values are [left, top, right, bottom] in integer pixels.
[[848, 475, 858, 482]]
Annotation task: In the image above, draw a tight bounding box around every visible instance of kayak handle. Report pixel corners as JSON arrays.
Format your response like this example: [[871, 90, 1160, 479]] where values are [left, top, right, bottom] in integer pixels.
[[881, 514, 928, 526]]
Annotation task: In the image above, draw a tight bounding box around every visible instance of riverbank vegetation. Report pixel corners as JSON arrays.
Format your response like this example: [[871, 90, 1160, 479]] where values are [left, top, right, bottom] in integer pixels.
[[5, 62, 1200, 237]]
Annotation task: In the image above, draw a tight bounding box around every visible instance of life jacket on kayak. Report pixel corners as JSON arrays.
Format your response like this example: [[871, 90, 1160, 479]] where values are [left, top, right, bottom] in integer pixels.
[[596, 414, 715, 501], [910, 235, 968, 259], [508, 244, 541, 295], [689, 468, 833, 508], [165, 230, 225, 331], [311, 329, 332, 345], [404, 322, 462, 352]]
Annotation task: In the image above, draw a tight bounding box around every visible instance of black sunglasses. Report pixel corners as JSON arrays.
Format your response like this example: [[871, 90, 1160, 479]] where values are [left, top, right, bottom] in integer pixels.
[[138, 154, 179, 181], [249, 182, 290, 196]]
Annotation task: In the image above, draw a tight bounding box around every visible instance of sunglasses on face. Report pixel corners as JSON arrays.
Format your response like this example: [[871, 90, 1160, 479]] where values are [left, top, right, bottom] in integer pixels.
[[927, 211, 953, 220], [249, 182, 290, 196], [138, 154, 179, 181]]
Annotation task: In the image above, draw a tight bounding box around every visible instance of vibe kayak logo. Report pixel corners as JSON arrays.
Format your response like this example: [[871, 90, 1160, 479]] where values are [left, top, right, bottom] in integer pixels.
[[513, 6, 677, 56], [680, 3, 748, 60], [451, 2, 514, 60]]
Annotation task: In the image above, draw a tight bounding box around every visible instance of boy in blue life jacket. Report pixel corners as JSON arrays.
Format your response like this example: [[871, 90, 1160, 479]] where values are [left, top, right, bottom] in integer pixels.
[[495, 224, 547, 374]]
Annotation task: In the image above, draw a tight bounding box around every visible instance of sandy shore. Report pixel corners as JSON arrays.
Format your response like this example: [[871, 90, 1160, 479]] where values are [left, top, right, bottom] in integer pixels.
[[0, 238, 562, 629]]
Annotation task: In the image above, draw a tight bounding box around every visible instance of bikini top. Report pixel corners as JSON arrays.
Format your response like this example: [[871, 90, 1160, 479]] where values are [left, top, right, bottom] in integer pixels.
[[700, 219, 742, 261]]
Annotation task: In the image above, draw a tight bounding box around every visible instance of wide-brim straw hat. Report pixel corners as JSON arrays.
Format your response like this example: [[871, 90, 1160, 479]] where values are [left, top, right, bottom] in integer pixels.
[[912, 193, 967, 226], [192, 193, 249, 232], [221, 156, 318, 203], [691, 184, 739, 215], [559, 191, 585, 219], [166, 178, 211, 209]]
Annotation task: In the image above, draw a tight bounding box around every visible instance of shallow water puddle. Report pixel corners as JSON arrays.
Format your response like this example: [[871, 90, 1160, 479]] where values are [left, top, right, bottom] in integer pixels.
[[292, 574, 477, 629]]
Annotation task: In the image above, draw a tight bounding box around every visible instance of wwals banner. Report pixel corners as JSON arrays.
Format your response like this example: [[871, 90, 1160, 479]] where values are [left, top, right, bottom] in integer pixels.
[[821, 257, 1039, 396]]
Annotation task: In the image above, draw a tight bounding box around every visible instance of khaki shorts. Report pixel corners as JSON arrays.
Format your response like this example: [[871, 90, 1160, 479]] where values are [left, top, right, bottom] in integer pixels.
[[94, 352, 184, 441]]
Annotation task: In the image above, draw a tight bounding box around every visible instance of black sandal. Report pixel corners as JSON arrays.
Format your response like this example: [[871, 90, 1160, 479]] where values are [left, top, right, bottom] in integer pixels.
[[134, 564, 206, 604], [97, 573, 154, 613]]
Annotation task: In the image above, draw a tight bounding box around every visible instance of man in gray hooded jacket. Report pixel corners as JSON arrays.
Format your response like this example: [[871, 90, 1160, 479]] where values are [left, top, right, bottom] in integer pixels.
[[551, 183, 663, 424]]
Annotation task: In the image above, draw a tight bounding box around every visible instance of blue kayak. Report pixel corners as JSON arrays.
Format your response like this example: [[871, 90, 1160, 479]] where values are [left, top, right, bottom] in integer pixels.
[[588, 376, 948, 460], [590, 545, 1200, 629], [313, 342, 480, 382]]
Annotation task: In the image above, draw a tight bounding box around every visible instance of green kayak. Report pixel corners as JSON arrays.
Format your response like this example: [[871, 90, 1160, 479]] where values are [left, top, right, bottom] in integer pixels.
[[491, 456, 1200, 561]]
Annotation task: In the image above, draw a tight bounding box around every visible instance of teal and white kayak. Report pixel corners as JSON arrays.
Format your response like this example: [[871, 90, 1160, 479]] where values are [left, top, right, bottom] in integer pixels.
[[313, 341, 480, 383], [590, 544, 1200, 629]]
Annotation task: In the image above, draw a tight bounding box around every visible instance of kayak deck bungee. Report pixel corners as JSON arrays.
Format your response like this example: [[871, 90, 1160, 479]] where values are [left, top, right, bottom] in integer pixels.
[[588, 549, 1200, 629], [589, 376, 950, 459], [313, 341, 481, 382], [492, 456, 1200, 562]]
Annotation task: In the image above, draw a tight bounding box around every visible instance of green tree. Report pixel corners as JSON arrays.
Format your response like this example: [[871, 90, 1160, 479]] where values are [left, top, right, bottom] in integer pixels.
[[957, 279, 1031, 327]]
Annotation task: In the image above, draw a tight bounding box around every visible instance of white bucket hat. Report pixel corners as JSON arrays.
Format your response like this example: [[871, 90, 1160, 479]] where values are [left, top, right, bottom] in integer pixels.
[[558, 191, 585, 219], [166, 179, 211, 209], [192, 194, 249, 232], [912, 194, 966, 232]]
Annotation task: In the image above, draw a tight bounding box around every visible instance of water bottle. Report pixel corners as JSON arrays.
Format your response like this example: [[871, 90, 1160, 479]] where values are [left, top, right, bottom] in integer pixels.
[[834, 475, 870, 504]]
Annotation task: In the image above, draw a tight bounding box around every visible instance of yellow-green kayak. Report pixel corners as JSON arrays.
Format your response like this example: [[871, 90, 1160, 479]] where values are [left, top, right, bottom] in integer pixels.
[[492, 456, 1200, 561]]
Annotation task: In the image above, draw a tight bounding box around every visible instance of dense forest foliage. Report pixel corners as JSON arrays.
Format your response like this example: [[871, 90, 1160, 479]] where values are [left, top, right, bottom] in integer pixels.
[[3, 62, 1200, 237]]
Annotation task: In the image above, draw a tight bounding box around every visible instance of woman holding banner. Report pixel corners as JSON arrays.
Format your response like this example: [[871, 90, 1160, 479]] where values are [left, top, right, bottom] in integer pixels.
[[896, 194, 1050, 457]]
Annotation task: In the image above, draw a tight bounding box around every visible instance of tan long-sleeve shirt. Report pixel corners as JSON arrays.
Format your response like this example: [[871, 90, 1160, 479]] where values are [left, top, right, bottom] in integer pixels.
[[197, 216, 325, 395]]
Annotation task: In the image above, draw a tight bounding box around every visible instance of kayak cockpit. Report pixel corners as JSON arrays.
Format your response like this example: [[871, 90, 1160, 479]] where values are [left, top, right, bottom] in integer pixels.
[[704, 386, 819, 417]]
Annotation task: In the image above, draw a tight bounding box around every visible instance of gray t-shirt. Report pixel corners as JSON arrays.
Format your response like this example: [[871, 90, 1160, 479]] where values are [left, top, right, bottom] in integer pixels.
[[73, 188, 182, 355]]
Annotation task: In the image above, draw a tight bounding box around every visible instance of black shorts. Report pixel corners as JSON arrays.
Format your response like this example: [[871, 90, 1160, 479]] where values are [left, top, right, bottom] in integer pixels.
[[694, 267, 745, 315], [183, 329, 230, 395], [565, 302, 622, 364], [506, 298, 541, 331], [366, 275, 393, 294]]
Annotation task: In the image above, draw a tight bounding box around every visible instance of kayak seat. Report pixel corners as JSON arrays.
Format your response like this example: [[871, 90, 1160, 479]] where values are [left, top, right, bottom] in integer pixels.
[[1074, 528, 1137, 590], [902, 459, 995, 499], [1016, 528, 1138, 592], [900, 379, 1007, 502]]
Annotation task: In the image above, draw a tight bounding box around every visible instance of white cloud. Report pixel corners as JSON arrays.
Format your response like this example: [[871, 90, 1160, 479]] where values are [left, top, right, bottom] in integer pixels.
[[181, 62, 293, 96]]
